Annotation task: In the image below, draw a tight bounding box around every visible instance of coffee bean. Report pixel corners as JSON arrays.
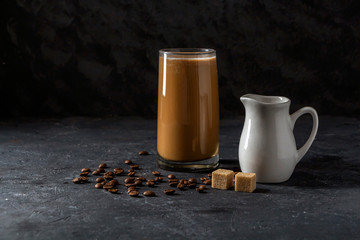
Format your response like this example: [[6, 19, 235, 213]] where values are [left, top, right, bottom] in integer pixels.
[[104, 175, 114, 180], [99, 163, 107, 168], [80, 172, 89, 176], [207, 173, 212, 177], [92, 170, 101, 175], [188, 183, 197, 189], [125, 183, 136, 187], [108, 188, 118, 193], [134, 180, 142, 186], [168, 178, 179, 183], [109, 179, 119, 185], [196, 185, 206, 193], [155, 177, 163, 182], [95, 183, 103, 189], [136, 177, 147, 182], [72, 177, 82, 184], [146, 181, 155, 187], [128, 169, 135, 173], [152, 171, 161, 176], [179, 179, 185, 183], [81, 168, 91, 172], [164, 189, 175, 195], [177, 183, 185, 190], [188, 178, 197, 184], [96, 177, 105, 183], [124, 177, 135, 183], [143, 190, 155, 197], [200, 177, 209, 182], [97, 168, 105, 173], [114, 169, 124, 175], [128, 171, 135, 176], [169, 182, 178, 187], [128, 186, 137, 193], [183, 180, 189, 186], [114, 168, 124, 174], [138, 150, 149, 155], [103, 183, 114, 189], [128, 191, 139, 197], [204, 179, 212, 185], [130, 164, 139, 169], [80, 177, 88, 183], [104, 171, 114, 176], [199, 185, 206, 191], [124, 160, 132, 164], [168, 174, 176, 179]]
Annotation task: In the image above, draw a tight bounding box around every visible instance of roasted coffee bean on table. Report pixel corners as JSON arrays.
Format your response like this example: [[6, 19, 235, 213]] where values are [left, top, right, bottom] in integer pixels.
[[72, 177, 82, 184], [99, 163, 107, 168], [196, 185, 206, 193], [128, 191, 139, 197], [188, 178, 197, 184], [138, 150, 149, 155], [104, 171, 114, 176], [108, 188, 118, 194], [97, 168, 105, 173], [155, 177, 163, 182], [169, 179, 178, 183], [152, 171, 161, 176], [104, 175, 114, 180], [124, 177, 135, 183], [146, 181, 155, 187], [103, 183, 115, 189], [164, 189, 175, 195], [125, 183, 136, 187], [143, 190, 155, 197], [136, 177, 146, 182], [92, 170, 101, 175], [114, 169, 124, 175], [134, 180, 143, 186], [128, 171, 136, 176], [95, 183, 103, 189], [177, 183, 185, 190], [124, 160, 132, 164], [109, 179, 119, 185], [168, 174, 176, 179], [80, 172, 89, 176], [80, 177, 88, 183], [81, 168, 91, 173], [204, 179, 212, 185], [96, 177, 105, 183], [128, 186, 137, 193], [130, 164, 139, 169]]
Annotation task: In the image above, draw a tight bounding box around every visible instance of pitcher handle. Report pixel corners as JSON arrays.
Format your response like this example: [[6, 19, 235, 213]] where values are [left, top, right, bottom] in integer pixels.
[[290, 107, 319, 163]]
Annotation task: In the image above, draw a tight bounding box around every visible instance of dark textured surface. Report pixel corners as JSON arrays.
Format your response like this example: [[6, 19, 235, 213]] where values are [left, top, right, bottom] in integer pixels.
[[1, 1, 360, 117], [0, 116, 359, 239]]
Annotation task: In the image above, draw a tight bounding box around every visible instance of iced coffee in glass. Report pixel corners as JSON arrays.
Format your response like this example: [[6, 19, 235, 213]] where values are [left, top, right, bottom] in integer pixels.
[[157, 48, 219, 171]]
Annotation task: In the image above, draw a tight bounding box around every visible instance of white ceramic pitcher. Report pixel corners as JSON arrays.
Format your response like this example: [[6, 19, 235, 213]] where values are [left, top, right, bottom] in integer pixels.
[[239, 94, 319, 183]]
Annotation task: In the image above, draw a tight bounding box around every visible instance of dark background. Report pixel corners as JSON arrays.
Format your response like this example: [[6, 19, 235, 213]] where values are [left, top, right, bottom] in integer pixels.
[[1, 0, 359, 118]]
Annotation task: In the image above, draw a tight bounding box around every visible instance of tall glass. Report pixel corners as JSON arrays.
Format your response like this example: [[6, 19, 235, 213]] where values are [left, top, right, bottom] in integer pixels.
[[157, 48, 219, 171]]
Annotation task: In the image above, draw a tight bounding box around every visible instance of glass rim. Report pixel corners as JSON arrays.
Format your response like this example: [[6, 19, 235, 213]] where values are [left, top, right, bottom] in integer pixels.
[[159, 48, 215, 56]]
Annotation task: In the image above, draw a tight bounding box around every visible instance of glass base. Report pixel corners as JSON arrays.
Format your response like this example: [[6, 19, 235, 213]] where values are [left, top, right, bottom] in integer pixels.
[[157, 154, 219, 172]]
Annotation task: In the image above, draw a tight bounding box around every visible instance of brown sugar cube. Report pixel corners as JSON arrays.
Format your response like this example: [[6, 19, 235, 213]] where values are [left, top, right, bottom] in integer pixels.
[[235, 172, 256, 193], [211, 169, 235, 190]]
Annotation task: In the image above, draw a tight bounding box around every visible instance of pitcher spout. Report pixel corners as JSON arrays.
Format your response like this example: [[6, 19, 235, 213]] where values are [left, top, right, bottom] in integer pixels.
[[240, 94, 290, 107]]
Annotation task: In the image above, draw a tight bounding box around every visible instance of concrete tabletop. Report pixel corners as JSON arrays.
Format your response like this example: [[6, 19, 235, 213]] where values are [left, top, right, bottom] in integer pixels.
[[0, 116, 359, 239]]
